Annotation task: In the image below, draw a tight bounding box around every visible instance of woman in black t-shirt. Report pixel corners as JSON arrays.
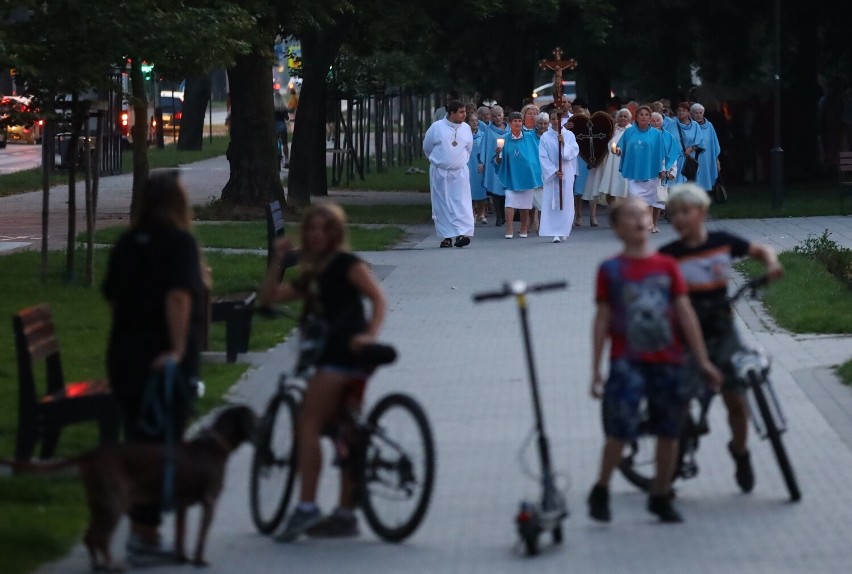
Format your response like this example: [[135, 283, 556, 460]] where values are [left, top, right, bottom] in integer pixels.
[[102, 170, 207, 558], [260, 201, 387, 540]]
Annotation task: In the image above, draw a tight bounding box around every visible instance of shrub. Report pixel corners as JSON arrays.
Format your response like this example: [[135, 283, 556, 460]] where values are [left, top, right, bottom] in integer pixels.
[[792, 230, 852, 288]]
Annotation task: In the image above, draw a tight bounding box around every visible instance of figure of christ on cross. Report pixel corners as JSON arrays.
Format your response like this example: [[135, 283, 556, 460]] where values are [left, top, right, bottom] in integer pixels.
[[539, 47, 578, 209]]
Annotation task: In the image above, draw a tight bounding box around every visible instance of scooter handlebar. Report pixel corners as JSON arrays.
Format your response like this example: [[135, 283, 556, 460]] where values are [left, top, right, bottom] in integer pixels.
[[472, 280, 568, 303]]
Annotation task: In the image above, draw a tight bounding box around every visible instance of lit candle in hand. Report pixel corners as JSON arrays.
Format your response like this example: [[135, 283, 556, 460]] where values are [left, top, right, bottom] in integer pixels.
[[610, 142, 617, 155], [496, 138, 505, 159]]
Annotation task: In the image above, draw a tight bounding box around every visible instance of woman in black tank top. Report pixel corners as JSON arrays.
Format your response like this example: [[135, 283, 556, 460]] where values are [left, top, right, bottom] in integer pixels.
[[259, 201, 387, 538]]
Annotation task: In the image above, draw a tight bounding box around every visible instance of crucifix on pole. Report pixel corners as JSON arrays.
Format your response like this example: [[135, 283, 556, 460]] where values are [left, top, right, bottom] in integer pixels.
[[539, 47, 577, 209]]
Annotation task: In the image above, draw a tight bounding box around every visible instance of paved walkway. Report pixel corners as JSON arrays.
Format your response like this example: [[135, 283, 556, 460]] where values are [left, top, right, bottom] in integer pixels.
[[4, 159, 851, 573]]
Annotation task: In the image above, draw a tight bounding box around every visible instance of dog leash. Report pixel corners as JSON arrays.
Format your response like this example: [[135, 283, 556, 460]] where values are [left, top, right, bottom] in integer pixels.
[[161, 359, 177, 512]]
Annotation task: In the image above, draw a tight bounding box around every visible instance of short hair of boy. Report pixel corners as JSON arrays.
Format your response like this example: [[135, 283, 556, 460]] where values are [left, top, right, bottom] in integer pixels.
[[667, 182, 712, 209], [609, 196, 647, 226]]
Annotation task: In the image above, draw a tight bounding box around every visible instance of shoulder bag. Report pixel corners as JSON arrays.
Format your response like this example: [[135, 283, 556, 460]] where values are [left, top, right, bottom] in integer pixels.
[[677, 124, 700, 181]]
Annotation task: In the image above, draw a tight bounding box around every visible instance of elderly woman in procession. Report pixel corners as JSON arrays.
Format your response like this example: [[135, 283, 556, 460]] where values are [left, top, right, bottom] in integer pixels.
[[585, 107, 631, 209], [480, 104, 510, 226], [690, 103, 721, 193], [665, 101, 704, 184], [494, 111, 542, 238]]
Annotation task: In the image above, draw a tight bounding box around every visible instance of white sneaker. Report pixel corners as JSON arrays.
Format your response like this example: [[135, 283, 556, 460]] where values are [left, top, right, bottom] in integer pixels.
[[552, 237, 561, 243]]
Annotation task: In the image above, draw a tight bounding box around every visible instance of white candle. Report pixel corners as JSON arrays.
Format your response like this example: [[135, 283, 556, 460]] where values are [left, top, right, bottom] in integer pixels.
[[496, 138, 505, 149], [611, 142, 617, 154]]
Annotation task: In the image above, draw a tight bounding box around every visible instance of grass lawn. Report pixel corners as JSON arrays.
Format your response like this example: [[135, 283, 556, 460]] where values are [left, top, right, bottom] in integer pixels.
[[739, 252, 852, 334], [0, 137, 230, 198], [326, 157, 430, 192], [711, 179, 851, 219], [86, 222, 407, 252], [838, 359, 852, 386]]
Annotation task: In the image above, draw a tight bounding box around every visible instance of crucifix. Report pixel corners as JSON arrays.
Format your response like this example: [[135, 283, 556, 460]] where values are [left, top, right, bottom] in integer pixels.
[[575, 117, 609, 166], [539, 47, 577, 209]]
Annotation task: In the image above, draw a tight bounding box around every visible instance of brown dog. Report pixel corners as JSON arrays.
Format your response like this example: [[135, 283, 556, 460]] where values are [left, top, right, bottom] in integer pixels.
[[2, 404, 257, 571]]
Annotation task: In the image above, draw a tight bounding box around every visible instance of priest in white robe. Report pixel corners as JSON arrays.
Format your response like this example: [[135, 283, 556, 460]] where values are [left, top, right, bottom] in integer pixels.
[[423, 101, 475, 248], [538, 110, 580, 242]]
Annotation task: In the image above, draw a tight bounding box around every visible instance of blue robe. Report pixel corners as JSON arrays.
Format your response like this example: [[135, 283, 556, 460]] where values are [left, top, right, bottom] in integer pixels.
[[494, 130, 542, 191], [695, 119, 721, 192], [618, 125, 666, 181], [574, 159, 590, 197], [468, 130, 486, 200], [665, 119, 704, 184], [480, 122, 510, 196]]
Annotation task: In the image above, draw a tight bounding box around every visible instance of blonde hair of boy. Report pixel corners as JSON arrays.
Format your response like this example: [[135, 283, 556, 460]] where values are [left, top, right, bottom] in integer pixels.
[[666, 182, 712, 209]]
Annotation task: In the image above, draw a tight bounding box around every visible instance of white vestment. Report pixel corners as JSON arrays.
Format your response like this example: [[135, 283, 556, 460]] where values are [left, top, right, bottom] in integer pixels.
[[538, 127, 579, 238], [423, 119, 475, 239]]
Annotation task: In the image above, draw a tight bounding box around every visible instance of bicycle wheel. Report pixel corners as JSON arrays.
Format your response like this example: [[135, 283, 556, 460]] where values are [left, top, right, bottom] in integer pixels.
[[618, 435, 655, 491], [748, 372, 801, 502], [250, 392, 299, 534], [360, 393, 435, 542]]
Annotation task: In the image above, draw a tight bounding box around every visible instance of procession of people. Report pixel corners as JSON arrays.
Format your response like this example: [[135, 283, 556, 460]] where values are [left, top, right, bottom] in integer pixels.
[[425, 91, 723, 248]]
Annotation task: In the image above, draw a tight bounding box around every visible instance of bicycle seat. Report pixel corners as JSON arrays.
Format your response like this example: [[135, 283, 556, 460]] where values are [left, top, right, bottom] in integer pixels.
[[356, 343, 397, 367]]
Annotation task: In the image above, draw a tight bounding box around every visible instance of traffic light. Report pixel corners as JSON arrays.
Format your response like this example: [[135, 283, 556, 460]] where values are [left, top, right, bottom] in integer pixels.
[[141, 63, 154, 81]]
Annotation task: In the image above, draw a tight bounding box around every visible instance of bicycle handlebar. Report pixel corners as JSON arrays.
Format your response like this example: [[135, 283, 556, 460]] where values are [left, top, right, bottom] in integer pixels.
[[728, 275, 769, 304], [472, 280, 568, 303]]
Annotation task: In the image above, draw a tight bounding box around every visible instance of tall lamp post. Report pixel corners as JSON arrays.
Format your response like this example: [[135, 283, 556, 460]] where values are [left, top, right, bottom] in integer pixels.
[[770, 0, 783, 209]]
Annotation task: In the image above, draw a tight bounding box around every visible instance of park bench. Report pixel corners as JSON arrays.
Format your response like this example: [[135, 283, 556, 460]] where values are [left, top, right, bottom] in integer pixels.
[[12, 304, 120, 461], [840, 152, 852, 215], [207, 200, 298, 363]]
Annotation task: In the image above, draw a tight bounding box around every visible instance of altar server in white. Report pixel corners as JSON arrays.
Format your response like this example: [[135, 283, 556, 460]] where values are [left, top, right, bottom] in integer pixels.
[[539, 110, 580, 243], [423, 101, 475, 248]]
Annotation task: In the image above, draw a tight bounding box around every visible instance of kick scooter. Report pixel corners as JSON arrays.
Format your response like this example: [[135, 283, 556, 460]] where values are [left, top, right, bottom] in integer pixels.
[[473, 279, 569, 556]]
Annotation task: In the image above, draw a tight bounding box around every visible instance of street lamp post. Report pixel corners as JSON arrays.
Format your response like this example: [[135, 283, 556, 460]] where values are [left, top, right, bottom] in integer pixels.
[[771, 0, 783, 209]]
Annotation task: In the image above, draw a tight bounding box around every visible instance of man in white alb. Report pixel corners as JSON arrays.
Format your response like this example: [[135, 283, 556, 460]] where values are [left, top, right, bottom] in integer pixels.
[[539, 110, 580, 242], [423, 100, 475, 248]]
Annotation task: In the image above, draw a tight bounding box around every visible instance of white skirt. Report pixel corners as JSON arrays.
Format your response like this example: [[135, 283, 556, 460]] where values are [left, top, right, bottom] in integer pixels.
[[505, 188, 534, 209], [628, 179, 659, 207], [532, 187, 543, 210]]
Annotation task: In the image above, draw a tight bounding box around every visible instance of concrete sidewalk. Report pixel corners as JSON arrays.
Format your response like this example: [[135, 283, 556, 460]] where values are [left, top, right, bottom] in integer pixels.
[[8, 160, 852, 573]]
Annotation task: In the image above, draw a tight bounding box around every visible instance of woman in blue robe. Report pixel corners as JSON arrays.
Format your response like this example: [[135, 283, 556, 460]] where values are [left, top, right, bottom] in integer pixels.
[[664, 101, 704, 184], [494, 111, 542, 238], [618, 105, 668, 232], [691, 103, 721, 192], [467, 114, 487, 224], [480, 105, 510, 226]]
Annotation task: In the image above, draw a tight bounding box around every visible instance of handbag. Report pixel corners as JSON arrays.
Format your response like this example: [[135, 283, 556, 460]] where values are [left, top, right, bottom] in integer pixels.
[[677, 124, 700, 181], [656, 181, 669, 203], [712, 175, 728, 204]]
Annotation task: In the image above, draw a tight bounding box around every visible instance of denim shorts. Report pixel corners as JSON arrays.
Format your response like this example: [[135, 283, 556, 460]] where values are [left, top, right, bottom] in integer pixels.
[[602, 359, 689, 440], [685, 327, 744, 396]]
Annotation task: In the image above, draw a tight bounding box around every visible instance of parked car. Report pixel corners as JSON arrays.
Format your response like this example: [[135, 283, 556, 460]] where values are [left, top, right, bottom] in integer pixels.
[[531, 81, 577, 108], [156, 91, 183, 134], [1, 95, 42, 144]]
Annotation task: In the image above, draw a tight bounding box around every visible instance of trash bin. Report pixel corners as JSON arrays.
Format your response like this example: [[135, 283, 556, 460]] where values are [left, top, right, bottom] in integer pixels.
[[55, 132, 73, 168]]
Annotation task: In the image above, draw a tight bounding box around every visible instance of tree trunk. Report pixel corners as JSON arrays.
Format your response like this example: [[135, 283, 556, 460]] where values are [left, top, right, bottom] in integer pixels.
[[64, 93, 88, 282], [287, 22, 352, 207], [129, 59, 150, 219], [177, 74, 211, 151], [40, 118, 51, 283], [221, 49, 283, 206]]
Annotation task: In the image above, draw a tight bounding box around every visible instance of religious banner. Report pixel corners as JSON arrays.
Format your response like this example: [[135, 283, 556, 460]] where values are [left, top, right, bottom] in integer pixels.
[[568, 111, 614, 168]]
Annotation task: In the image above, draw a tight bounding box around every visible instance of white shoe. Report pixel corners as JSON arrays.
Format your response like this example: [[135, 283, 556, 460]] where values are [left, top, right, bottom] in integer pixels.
[[552, 236, 561, 243]]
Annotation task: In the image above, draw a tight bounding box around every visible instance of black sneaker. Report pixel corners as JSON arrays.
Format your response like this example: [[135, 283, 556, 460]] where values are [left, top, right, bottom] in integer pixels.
[[307, 509, 360, 538], [647, 495, 684, 523], [728, 442, 755, 493], [587, 484, 611, 522], [454, 235, 470, 248]]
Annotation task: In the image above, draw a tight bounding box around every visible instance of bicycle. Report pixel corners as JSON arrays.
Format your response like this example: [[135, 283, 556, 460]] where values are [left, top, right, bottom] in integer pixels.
[[618, 275, 801, 502], [249, 310, 436, 542]]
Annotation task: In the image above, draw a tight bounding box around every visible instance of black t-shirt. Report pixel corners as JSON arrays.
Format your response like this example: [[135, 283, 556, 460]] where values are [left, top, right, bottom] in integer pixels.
[[659, 231, 750, 335], [102, 225, 205, 394], [295, 251, 367, 366]]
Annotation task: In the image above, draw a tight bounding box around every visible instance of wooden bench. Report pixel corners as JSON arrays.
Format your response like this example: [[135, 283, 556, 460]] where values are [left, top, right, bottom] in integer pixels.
[[13, 304, 120, 461], [210, 291, 257, 363], [840, 152, 852, 215]]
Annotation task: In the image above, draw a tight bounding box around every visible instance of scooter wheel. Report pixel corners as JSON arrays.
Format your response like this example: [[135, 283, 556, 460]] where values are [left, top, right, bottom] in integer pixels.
[[552, 526, 563, 544], [523, 530, 539, 556]]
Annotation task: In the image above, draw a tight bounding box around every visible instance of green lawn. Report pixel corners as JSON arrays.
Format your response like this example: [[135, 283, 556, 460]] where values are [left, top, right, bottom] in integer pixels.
[[711, 180, 851, 219], [326, 157, 430, 192], [86, 221, 407, 252], [838, 359, 852, 386], [740, 252, 852, 334]]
